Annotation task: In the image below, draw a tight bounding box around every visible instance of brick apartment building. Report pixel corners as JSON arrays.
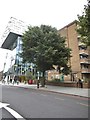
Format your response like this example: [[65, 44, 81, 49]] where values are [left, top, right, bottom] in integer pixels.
[[58, 20, 90, 81]]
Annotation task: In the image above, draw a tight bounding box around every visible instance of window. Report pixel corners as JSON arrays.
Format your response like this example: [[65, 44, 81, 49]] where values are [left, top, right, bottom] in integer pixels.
[[80, 55, 88, 59], [79, 46, 87, 50]]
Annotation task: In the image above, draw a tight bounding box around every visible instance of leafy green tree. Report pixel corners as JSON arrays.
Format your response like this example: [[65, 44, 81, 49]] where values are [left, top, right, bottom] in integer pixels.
[[21, 25, 71, 87], [77, 0, 90, 46], [25, 70, 35, 82]]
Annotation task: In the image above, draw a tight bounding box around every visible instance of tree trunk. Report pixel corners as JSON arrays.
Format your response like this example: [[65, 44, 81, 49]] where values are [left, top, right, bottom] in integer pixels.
[[40, 71, 45, 87]]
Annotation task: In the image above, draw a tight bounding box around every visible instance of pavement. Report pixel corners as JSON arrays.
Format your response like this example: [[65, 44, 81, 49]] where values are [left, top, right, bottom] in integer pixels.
[[0, 81, 90, 98]]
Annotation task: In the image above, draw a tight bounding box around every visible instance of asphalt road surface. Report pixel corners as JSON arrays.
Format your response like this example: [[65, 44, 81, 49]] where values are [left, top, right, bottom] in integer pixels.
[[0, 85, 89, 119]]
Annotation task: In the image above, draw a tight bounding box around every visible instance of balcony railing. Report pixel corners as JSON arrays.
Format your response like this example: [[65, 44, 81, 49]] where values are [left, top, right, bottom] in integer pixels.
[[79, 49, 89, 55], [81, 68, 90, 73], [80, 58, 90, 64], [78, 41, 85, 46]]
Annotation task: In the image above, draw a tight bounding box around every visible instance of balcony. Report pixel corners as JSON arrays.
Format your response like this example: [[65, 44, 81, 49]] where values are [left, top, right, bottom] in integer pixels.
[[78, 41, 85, 46], [79, 49, 89, 56], [81, 68, 90, 73], [80, 58, 90, 64]]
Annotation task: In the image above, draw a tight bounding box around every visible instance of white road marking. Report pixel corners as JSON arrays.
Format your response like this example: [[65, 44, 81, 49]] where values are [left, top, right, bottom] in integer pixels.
[[4, 106, 23, 119], [0, 102, 26, 120], [55, 97, 64, 100], [77, 102, 89, 107], [40, 94, 47, 96], [0, 102, 9, 108]]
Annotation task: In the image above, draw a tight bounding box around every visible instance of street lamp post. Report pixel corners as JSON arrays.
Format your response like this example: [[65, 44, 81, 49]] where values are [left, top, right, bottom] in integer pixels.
[[3, 53, 8, 73], [37, 71, 39, 88], [60, 67, 64, 82], [3, 53, 8, 80]]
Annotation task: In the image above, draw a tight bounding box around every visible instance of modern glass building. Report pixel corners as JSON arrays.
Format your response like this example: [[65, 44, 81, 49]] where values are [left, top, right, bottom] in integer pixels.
[[1, 17, 33, 81]]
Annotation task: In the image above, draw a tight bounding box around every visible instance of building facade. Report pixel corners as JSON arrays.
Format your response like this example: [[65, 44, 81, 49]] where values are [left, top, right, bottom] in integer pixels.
[[59, 20, 90, 81], [1, 18, 90, 82], [1, 17, 32, 81]]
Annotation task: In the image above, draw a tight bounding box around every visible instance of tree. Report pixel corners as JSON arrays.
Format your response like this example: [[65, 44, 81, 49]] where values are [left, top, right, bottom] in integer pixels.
[[25, 70, 35, 83], [21, 25, 71, 87], [77, 0, 90, 46]]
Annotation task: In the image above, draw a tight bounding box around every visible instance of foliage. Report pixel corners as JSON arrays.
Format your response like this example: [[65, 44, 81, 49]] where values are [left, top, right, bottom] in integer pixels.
[[52, 78, 60, 82], [77, 0, 90, 46], [25, 70, 35, 81], [21, 25, 71, 86], [47, 78, 63, 84], [21, 25, 71, 71]]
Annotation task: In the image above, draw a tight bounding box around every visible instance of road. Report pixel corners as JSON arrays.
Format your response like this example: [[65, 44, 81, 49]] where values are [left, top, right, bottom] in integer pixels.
[[0, 85, 89, 119]]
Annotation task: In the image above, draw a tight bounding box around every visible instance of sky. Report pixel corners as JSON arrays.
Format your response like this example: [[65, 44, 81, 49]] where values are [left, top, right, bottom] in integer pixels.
[[0, 0, 87, 72]]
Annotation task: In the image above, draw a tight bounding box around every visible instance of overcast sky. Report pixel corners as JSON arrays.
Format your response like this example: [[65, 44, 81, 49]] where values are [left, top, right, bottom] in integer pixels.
[[0, 0, 87, 72]]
